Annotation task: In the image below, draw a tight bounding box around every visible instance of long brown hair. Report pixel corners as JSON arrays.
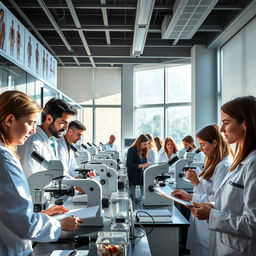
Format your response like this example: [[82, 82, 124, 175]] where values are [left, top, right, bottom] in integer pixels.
[[154, 136, 164, 151], [221, 96, 256, 171], [182, 135, 196, 149], [0, 91, 41, 153], [145, 133, 157, 150], [164, 137, 178, 154], [131, 134, 149, 158], [197, 124, 230, 180]]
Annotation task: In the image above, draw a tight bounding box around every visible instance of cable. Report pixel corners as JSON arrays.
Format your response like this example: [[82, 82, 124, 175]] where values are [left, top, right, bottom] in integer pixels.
[[130, 210, 155, 240]]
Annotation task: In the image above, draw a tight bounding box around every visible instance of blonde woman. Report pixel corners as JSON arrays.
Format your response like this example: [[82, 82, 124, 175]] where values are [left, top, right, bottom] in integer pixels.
[[0, 91, 82, 255], [146, 133, 157, 165]]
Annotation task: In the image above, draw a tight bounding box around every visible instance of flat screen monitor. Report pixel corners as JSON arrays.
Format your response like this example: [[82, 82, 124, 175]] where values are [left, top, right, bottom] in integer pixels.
[[124, 138, 136, 147]]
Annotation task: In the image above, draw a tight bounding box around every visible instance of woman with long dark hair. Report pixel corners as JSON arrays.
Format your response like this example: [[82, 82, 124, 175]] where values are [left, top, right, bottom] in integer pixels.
[[126, 134, 149, 186]]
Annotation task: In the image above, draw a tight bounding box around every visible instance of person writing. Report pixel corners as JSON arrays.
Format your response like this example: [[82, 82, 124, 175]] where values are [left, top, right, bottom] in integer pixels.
[[189, 96, 256, 256], [172, 125, 231, 256], [0, 91, 82, 255]]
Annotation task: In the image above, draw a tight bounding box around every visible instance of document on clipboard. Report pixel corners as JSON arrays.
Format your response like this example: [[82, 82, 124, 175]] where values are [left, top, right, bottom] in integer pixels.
[[155, 186, 193, 207]]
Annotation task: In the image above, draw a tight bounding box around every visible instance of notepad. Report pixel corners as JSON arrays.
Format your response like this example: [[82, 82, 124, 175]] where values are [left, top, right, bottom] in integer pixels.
[[50, 250, 88, 256], [52, 206, 99, 221], [155, 186, 193, 207]]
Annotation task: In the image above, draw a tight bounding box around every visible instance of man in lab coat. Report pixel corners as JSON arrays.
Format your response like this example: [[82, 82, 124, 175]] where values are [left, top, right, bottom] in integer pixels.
[[58, 120, 86, 177], [18, 98, 77, 177], [105, 134, 117, 150]]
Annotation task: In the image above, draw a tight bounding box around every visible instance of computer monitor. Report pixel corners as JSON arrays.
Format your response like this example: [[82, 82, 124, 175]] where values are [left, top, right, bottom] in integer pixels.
[[124, 138, 136, 147]]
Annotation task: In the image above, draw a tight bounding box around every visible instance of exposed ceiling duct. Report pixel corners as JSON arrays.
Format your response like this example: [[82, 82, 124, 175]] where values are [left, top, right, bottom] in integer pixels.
[[162, 0, 219, 44]]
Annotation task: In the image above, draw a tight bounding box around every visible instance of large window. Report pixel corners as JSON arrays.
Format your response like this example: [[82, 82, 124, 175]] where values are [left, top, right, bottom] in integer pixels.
[[135, 65, 191, 149], [81, 69, 122, 149]]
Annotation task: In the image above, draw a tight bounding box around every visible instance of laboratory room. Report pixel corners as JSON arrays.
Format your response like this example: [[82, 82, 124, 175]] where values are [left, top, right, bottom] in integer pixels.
[[1, 1, 256, 256]]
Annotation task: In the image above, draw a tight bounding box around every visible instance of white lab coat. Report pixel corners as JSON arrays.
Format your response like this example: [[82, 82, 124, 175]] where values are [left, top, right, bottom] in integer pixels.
[[57, 136, 78, 177], [105, 142, 117, 151], [0, 144, 61, 256], [158, 151, 177, 163], [208, 151, 256, 256], [147, 148, 157, 165], [186, 156, 231, 256], [156, 147, 164, 161], [193, 149, 205, 163], [18, 126, 58, 177]]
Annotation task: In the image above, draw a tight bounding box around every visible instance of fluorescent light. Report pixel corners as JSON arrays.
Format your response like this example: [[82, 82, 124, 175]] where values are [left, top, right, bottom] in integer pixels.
[[132, 0, 155, 56]]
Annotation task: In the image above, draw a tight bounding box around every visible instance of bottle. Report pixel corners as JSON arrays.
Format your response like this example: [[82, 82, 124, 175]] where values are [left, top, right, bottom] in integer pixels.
[[135, 185, 141, 201]]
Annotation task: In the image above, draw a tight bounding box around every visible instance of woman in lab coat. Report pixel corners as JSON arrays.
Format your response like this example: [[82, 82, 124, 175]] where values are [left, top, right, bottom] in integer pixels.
[[158, 137, 178, 163], [190, 96, 256, 256], [0, 91, 82, 256], [154, 136, 164, 157], [182, 135, 205, 163], [173, 125, 231, 256], [146, 133, 158, 165]]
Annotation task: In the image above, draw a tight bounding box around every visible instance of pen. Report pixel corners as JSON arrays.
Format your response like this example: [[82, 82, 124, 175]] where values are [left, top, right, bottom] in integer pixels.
[[68, 249, 77, 256]]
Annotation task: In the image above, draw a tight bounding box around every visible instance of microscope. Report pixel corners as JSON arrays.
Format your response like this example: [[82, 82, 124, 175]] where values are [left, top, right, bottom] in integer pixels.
[[93, 142, 103, 152], [99, 142, 106, 150], [85, 143, 98, 156], [29, 151, 104, 226], [174, 149, 204, 190], [82, 162, 118, 198], [88, 158, 117, 171], [143, 156, 179, 206], [62, 178, 104, 226], [70, 144, 91, 167], [28, 151, 68, 212], [94, 152, 115, 160]]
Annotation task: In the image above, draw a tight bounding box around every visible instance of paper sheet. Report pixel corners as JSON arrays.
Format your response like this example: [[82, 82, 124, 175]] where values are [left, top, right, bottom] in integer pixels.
[[50, 250, 88, 256], [155, 186, 193, 207], [52, 206, 99, 221]]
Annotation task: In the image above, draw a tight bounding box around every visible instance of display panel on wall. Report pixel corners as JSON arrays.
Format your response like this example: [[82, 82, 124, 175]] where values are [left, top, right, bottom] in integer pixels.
[[0, 2, 57, 88]]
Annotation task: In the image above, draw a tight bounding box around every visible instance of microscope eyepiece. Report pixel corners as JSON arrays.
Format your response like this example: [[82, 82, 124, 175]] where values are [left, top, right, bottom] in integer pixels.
[[31, 151, 45, 164], [186, 146, 192, 152], [70, 144, 78, 152], [81, 144, 87, 150], [195, 148, 201, 154]]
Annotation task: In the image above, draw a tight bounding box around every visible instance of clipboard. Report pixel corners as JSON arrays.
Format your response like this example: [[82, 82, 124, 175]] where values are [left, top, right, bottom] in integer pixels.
[[154, 186, 193, 207]]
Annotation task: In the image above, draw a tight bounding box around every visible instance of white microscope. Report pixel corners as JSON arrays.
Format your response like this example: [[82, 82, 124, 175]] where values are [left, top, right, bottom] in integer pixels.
[[29, 151, 104, 226], [88, 158, 117, 171], [85, 143, 98, 156], [28, 151, 66, 212], [83, 162, 118, 197], [70, 144, 91, 167], [174, 149, 204, 190], [143, 156, 179, 206]]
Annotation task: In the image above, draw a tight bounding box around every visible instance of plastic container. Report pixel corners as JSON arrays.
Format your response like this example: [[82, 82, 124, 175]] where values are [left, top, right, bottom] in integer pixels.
[[135, 185, 141, 200], [96, 231, 128, 256]]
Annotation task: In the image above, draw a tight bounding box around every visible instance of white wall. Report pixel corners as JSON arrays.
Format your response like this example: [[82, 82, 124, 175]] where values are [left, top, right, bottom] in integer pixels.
[[191, 45, 218, 136], [221, 17, 256, 104], [57, 67, 121, 104]]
